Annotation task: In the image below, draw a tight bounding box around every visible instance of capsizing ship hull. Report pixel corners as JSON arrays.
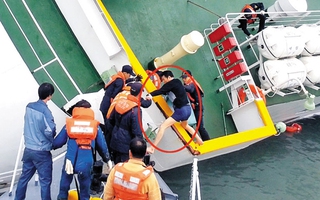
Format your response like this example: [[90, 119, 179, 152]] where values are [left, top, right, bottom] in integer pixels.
[[1, 0, 320, 193]]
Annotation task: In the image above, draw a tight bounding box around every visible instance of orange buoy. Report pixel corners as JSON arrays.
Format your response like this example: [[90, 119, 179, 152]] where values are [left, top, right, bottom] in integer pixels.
[[146, 70, 161, 89], [286, 123, 302, 133], [238, 84, 266, 105]]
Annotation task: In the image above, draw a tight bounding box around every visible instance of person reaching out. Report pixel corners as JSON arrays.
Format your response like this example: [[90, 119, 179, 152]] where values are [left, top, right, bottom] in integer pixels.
[[147, 70, 203, 154]]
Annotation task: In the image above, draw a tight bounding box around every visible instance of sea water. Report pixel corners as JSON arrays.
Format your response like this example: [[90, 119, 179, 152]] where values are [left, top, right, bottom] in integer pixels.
[[160, 116, 320, 200]]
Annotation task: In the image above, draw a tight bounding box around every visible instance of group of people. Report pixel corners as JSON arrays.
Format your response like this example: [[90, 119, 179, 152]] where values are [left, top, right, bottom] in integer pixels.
[[14, 81, 160, 200], [14, 2, 270, 199], [14, 64, 211, 200]]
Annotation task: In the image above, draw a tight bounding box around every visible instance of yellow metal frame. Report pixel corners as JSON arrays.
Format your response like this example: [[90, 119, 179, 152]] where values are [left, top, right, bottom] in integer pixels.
[[97, 0, 277, 154]]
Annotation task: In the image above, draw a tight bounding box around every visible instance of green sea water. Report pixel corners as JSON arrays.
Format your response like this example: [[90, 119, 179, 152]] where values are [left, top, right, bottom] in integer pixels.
[[161, 116, 320, 200]]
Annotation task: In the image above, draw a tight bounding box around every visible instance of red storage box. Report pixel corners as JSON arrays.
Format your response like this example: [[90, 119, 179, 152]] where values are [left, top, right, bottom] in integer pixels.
[[218, 51, 242, 69], [208, 23, 231, 43], [213, 37, 237, 57], [223, 62, 247, 81]]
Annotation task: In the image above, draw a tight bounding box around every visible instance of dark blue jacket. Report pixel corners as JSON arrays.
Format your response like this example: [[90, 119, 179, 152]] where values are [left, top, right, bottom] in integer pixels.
[[108, 106, 142, 154], [100, 78, 124, 114]]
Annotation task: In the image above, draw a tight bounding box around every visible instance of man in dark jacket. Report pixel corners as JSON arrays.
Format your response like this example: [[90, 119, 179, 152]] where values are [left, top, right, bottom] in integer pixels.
[[108, 82, 144, 164], [99, 65, 135, 126], [238, 2, 266, 37], [181, 70, 210, 141], [104, 82, 151, 156]]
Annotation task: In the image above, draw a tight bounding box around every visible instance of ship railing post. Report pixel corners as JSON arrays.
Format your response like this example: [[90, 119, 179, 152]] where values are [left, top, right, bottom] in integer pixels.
[[9, 136, 24, 196]]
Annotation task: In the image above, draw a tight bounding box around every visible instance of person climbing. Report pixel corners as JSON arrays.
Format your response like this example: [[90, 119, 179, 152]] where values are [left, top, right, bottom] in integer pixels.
[[146, 70, 204, 154]]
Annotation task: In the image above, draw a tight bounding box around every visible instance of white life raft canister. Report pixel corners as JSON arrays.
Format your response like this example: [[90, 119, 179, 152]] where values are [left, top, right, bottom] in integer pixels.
[[258, 58, 306, 90], [298, 24, 320, 56], [257, 26, 305, 60], [299, 55, 320, 86], [267, 0, 308, 20]]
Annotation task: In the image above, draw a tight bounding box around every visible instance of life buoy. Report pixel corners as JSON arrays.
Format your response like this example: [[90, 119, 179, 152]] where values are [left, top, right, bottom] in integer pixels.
[[238, 84, 266, 104], [146, 70, 161, 89], [286, 123, 302, 133]]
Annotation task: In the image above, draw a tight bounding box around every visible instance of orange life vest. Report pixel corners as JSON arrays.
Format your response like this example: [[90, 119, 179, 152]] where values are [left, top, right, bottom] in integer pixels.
[[241, 4, 257, 24], [112, 163, 153, 200], [184, 78, 204, 108], [66, 107, 99, 149], [106, 89, 131, 119], [104, 72, 126, 90], [114, 95, 139, 115]]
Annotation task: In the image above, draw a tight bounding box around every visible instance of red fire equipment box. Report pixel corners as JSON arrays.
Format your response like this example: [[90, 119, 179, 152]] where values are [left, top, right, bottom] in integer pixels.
[[218, 51, 242, 69], [223, 62, 247, 81], [208, 23, 231, 43], [213, 37, 237, 57]]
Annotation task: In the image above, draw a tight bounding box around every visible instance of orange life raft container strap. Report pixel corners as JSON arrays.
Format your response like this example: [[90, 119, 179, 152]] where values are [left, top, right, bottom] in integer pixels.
[[238, 84, 266, 105]]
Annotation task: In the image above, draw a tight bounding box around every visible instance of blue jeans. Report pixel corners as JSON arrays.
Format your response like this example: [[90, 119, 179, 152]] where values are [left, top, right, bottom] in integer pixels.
[[15, 148, 52, 200], [57, 159, 92, 200]]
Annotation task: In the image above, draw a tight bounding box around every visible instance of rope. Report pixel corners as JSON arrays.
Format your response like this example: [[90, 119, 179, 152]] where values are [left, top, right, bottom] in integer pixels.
[[187, 0, 222, 18]]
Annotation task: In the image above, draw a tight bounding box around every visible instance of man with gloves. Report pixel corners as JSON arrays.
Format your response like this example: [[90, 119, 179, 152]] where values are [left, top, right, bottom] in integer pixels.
[[53, 99, 112, 200]]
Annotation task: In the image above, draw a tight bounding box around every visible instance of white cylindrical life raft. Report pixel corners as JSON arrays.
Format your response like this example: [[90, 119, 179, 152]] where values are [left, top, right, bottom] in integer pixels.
[[267, 0, 308, 20], [299, 56, 320, 86], [257, 26, 305, 60], [298, 24, 320, 56], [258, 58, 306, 90]]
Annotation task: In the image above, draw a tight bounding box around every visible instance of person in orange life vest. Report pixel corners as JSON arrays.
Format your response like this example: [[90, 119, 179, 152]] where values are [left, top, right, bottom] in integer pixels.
[[181, 70, 210, 141], [146, 70, 204, 154], [103, 137, 161, 200], [53, 100, 112, 200], [99, 65, 136, 126], [104, 82, 152, 158], [108, 82, 146, 164], [238, 2, 266, 37]]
